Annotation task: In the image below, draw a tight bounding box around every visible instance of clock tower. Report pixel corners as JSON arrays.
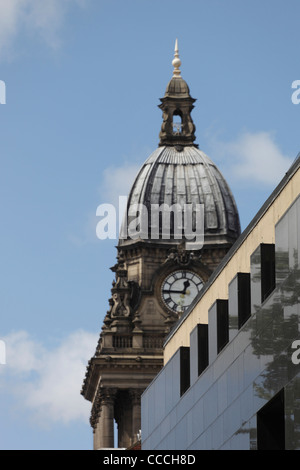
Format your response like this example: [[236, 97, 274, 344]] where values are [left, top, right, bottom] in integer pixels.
[[81, 41, 241, 449]]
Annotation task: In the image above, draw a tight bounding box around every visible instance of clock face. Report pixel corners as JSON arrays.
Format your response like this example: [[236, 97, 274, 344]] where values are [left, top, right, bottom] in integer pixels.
[[161, 270, 203, 314]]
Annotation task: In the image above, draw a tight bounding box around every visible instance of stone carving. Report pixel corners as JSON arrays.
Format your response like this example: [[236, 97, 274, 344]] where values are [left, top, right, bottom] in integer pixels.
[[165, 242, 202, 267], [90, 387, 117, 431], [110, 252, 132, 318], [101, 252, 140, 331]]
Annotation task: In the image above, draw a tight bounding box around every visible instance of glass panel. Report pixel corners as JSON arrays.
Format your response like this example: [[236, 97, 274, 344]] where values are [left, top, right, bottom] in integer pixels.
[[217, 300, 229, 353], [180, 347, 190, 396], [257, 389, 285, 450]]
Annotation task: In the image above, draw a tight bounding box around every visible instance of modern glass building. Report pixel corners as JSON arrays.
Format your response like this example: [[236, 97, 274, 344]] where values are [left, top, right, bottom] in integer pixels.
[[141, 154, 300, 450]]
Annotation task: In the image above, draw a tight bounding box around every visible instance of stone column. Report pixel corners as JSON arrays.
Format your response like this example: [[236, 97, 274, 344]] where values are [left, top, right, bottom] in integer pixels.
[[117, 394, 132, 449], [92, 396, 101, 450], [129, 389, 142, 444], [97, 388, 116, 449]]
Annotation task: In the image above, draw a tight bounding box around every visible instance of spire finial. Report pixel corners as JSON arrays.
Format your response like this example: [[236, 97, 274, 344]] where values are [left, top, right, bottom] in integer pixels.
[[172, 38, 181, 77]]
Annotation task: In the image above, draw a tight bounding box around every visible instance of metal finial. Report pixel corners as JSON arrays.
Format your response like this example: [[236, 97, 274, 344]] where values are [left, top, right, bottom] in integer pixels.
[[172, 38, 181, 77]]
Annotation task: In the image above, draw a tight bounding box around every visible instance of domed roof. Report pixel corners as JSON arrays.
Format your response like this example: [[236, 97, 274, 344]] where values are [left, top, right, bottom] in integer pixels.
[[119, 145, 240, 247], [119, 41, 240, 248], [164, 76, 191, 98]]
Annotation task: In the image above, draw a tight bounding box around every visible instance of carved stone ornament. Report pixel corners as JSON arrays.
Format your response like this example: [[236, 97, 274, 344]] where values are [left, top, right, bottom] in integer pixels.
[[100, 251, 133, 320], [90, 387, 117, 430], [165, 241, 202, 267], [128, 389, 143, 404]]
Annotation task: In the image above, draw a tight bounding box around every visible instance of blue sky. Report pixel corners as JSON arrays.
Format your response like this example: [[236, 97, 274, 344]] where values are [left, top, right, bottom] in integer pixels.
[[0, 0, 299, 450]]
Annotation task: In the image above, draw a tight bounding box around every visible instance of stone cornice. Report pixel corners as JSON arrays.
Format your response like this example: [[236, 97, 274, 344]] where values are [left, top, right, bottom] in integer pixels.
[[81, 354, 163, 402]]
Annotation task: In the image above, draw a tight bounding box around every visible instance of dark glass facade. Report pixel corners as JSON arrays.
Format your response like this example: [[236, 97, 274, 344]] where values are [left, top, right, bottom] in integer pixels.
[[141, 195, 300, 450]]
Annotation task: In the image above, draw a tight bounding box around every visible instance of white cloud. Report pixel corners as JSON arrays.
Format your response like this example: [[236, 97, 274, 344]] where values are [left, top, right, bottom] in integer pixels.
[[1, 329, 97, 426], [2, 330, 44, 374], [67, 163, 141, 247], [98, 163, 142, 241], [0, 0, 88, 59], [100, 163, 141, 207], [206, 130, 293, 187]]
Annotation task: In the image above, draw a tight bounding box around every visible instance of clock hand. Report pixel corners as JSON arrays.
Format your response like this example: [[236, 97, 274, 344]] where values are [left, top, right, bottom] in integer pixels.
[[182, 280, 190, 294], [162, 289, 186, 294], [163, 280, 191, 295]]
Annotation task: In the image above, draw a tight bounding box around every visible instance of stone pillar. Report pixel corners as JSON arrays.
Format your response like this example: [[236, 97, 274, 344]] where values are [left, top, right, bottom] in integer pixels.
[[117, 394, 132, 449], [129, 389, 142, 444], [92, 395, 102, 450], [96, 388, 116, 449]]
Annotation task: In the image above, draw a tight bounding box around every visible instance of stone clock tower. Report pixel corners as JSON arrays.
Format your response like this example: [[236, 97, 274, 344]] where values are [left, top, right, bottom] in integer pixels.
[[81, 41, 241, 449]]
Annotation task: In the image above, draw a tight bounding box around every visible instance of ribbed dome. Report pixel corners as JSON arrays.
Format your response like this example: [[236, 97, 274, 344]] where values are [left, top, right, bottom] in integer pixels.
[[164, 76, 191, 98], [119, 41, 240, 249], [119, 145, 241, 247]]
